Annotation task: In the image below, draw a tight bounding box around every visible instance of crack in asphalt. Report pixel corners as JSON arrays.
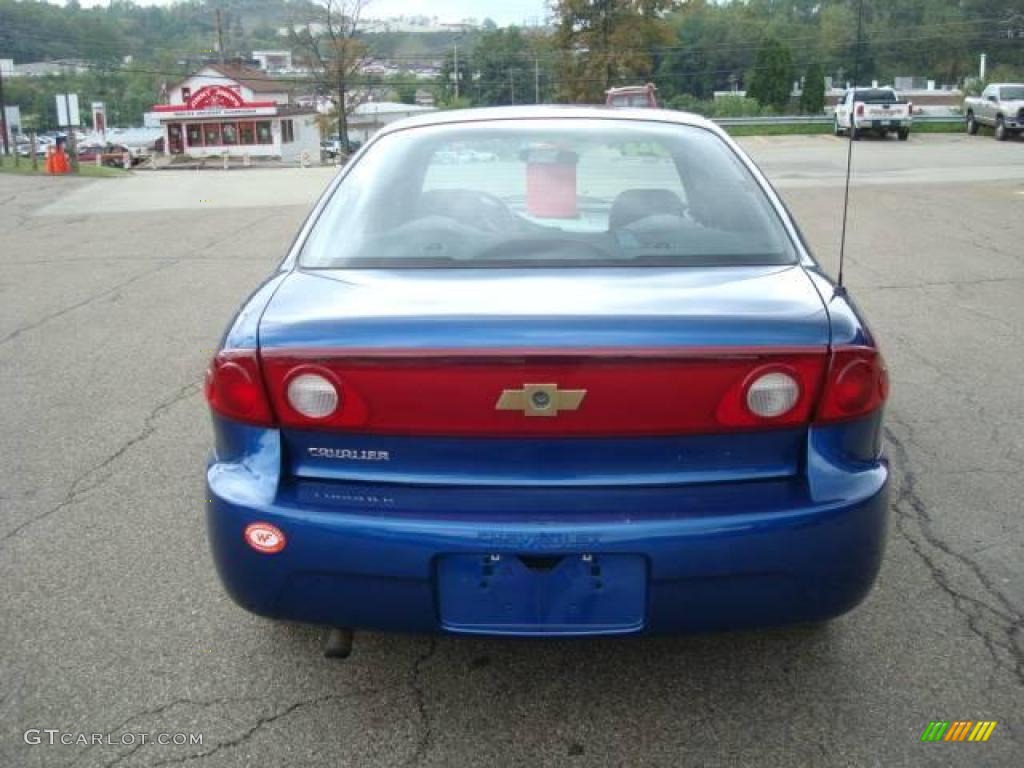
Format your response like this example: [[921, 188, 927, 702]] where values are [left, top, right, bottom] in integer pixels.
[[859, 275, 1024, 292], [0, 259, 178, 347], [884, 327, 1022, 459], [86, 697, 256, 768], [140, 690, 384, 767], [69, 642, 441, 767], [885, 420, 1024, 688], [405, 638, 439, 767], [0, 379, 202, 547], [1, 207, 273, 349]]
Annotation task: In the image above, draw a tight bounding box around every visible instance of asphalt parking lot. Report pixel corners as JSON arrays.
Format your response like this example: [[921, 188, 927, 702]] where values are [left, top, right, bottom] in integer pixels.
[[1, 133, 1022, 766]]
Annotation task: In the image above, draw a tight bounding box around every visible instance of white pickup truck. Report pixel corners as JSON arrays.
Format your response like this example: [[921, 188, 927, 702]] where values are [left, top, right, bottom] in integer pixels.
[[964, 83, 1024, 141], [834, 87, 913, 141]]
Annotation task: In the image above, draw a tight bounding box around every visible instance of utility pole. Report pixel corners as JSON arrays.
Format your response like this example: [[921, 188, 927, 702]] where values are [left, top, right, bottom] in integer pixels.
[[534, 56, 540, 104], [0, 65, 10, 156], [509, 69, 515, 105], [216, 9, 226, 65], [453, 42, 459, 100]]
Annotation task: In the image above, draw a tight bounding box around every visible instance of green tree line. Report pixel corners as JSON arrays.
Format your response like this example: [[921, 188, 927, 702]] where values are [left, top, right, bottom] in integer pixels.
[[2, 0, 1022, 128]]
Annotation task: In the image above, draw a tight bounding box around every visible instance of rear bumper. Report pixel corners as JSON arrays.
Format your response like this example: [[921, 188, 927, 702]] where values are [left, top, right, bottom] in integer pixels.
[[855, 119, 911, 129], [206, 423, 890, 636]]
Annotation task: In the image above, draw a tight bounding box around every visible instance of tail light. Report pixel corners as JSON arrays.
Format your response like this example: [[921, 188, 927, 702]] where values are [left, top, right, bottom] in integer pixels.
[[207, 346, 886, 434], [815, 347, 888, 423], [204, 349, 274, 426], [856, 103, 865, 117]]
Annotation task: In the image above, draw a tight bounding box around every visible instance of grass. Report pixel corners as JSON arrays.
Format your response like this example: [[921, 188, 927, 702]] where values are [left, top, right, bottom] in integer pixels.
[[723, 123, 832, 137], [0, 154, 129, 177], [722, 120, 964, 137]]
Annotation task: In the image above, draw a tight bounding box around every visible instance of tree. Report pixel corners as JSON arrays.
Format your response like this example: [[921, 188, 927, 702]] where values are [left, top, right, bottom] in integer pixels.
[[473, 27, 533, 106], [747, 38, 793, 112], [437, 48, 471, 105], [290, 1, 373, 152], [799, 62, 825, 114], [387, 74, 416, 105], [551, 1, 676, 103]]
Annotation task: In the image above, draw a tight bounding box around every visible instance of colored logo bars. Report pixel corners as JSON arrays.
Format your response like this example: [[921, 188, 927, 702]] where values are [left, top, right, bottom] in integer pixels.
[[920, 721, 997, 742]]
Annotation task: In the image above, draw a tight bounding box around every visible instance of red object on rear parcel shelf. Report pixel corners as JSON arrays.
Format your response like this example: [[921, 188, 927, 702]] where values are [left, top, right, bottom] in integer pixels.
[[524, 147, 579, 219]]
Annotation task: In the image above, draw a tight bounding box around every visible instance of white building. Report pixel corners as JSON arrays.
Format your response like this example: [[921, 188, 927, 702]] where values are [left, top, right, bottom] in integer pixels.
[[152, 64, 319, 162], [252, 50, 293, 72], [348, 101, 437, 143]]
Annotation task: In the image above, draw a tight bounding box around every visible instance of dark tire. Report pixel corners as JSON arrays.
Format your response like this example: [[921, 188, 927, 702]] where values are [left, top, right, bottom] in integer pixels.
[[897, 129, 910, 141], [995, 117, 1008, 141], [966, 112, 979, 135]]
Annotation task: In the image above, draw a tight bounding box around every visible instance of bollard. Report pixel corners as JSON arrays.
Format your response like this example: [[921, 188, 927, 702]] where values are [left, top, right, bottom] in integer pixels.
[[243, 152, 251, 168], [96, 154, 102, 168], [123, 151, 131, 169], [222, 151, 229, 171]]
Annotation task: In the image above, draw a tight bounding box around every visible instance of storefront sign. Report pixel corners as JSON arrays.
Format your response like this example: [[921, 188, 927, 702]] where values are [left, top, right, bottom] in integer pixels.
[[153, 106, 278, 119], [187, 85, 246, 110]]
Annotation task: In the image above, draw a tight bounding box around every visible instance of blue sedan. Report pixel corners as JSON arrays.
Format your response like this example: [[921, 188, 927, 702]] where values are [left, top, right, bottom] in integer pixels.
[[205, 107, 889, 648]]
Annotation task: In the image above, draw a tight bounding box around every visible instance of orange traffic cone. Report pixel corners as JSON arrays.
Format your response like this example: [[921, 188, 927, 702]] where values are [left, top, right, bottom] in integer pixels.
[[54, 149, 70, 174]]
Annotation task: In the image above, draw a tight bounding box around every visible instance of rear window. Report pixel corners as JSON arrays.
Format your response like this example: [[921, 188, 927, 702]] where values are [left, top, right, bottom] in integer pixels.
[[854, 89, 898, 103], [300, 119, 797, 269], [999, 86, 1024, 100], [608, 93, 654, 107]]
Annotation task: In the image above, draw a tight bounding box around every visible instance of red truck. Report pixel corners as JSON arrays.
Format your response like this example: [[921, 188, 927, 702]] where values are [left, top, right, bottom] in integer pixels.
[[605, 84, 659, 108]]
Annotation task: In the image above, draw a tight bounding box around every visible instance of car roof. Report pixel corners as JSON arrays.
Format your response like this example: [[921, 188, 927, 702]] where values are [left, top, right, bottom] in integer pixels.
[[606, 85, 656, 94], [376, 105, 721, 137]]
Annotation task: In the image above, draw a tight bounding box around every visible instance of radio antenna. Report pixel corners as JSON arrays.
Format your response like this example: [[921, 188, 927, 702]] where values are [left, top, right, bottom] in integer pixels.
[[837, 0, 865, 290]]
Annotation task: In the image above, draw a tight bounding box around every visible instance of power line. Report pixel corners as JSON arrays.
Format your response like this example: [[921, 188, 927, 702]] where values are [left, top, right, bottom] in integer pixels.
[[0, 14, 1015, 65], [8, 30, 1017, 91], [45, 47, 1004, 92]]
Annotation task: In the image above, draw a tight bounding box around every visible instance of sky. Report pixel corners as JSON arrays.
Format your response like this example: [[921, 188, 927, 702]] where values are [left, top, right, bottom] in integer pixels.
[[72, 1, 552, 28]]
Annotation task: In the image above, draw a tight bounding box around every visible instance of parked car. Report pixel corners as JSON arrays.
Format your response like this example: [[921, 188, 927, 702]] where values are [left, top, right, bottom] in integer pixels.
[[457, 148, 499, 163], [204, 107, 889, 651], [77, 143, 140, 167], [321, 138, 362, 159], [834, 87, 912, 140], [964, 83, 1024, 140], [605, 84, 659, 108], [16, 138, 51, 157]]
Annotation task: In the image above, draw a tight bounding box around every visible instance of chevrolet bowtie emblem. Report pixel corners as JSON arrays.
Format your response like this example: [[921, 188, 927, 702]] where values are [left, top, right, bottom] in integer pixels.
[[495, 383, 587, 417]]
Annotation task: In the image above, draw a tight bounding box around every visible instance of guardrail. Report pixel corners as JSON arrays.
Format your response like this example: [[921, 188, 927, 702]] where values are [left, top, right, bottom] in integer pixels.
[[712, 114, 962, 126]]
